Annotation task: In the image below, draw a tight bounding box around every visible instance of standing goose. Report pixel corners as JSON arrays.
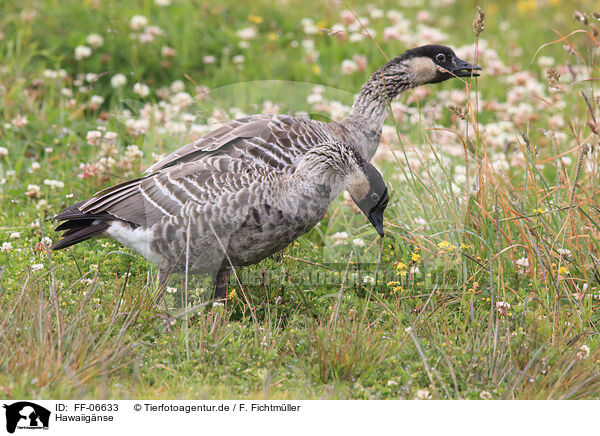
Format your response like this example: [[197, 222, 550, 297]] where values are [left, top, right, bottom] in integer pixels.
[[144, 45, 481, 188], [52, 141, 389, 298]]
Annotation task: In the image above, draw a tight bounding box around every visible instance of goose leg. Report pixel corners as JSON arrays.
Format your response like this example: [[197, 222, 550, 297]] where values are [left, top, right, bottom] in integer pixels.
[[212, 266, 230, 300]]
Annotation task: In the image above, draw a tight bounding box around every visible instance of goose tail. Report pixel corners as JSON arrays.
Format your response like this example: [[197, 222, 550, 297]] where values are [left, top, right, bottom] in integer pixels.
[[51, 201, 112, 250]]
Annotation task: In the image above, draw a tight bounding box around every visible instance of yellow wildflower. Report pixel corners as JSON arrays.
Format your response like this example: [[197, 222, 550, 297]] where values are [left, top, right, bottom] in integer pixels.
[[516, 0, 537, 12], [228, 288, 237, 299], [312, 64, 321, 75], [248, 14, 263, 24], [268, 32, 278, 41], [396, 261, 408, 270], [411, 253, 421, 262]]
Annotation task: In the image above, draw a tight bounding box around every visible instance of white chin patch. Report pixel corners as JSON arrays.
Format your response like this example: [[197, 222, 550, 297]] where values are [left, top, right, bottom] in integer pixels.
[[106, 222, 162, 265]]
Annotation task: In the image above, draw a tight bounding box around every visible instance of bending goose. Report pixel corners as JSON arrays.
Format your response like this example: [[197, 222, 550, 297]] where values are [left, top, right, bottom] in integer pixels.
[[144, 45, 481, 190], [52, 141, 389, 298]]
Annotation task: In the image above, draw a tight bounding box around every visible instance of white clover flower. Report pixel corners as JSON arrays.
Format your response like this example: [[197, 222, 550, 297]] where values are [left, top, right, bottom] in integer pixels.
[[61, 88, 73, 97], [537, 56, 555, 68], [182, 113, 196, 123], [89, 95, 104, 110], [496, 301, 511, 313], [133, 83, 150, 97], [43, 69, 58, 79], [104, 131, 118, 142], [516, 256, 529, 272], [43, 179, 65, 190], [370, 8, 384, 19], [86, 33, 104, 48], [348, 33, 364, 42], [86, 130, 102, 145], [170, 92, 193, 108], [232, 55, 245, 64], [557, 248, 572, 258], [415, 389, 431, 400], [577, 345, 590, 360], [9, 232, 20, 239], [145, 25, 164, 36], [1, 242, 13, 252], [139, 33, 154, 44], [30, 162, 41, 172], [110, 73, 127, 88], [170, 80, 185, 93], [85, 73, 99, 83], [125, 145, 143, 160], [363, 275, 375, 284], [31, 263, 44, 272], [155, 0, 172, 6], [202, 55, 216, 64], [166, 286, 177, 293], [236, 27, 256, 40], [480, 391, 492, 400], [161, 45, 176, 57], [25, 184, 41, 199], [12, 115, 28, 128], [0, 147, 7, 158], [74, 45, 92, 61], [341, 59, 358, 75], [331, 231, 349, 245], [301, 18, 318, 34], [130, 14, 148, 30], [41, 236, 52, 246], [352, 238, 365, 247]]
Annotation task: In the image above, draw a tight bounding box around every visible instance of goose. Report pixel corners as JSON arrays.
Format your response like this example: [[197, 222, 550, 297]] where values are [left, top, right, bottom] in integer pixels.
[[143, 45, 481, 190], [52, 141, 389, 298]]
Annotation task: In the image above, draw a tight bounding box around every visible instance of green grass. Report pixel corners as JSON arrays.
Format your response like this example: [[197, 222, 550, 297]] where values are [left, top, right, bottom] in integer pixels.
[[1, 0, 600, 399]]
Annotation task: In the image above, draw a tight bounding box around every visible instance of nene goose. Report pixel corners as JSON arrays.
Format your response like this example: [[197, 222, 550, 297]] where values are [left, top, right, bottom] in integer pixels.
[[52, 142, 389, 298]]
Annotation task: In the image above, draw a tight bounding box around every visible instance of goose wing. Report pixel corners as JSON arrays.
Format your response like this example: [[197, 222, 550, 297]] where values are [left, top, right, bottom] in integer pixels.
[[78, 157, 275, 228], [145, 114, 336, 174]]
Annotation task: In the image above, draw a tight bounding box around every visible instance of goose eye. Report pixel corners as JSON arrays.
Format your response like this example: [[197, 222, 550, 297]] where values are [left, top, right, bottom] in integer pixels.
[[371, 193, 380, 202], [435, 53, 446, 63]]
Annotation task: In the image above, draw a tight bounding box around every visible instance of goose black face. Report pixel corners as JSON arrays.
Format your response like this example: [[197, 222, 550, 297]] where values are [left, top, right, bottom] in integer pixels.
[[405, 45, 482, 84], [353, 163, 389, 237]]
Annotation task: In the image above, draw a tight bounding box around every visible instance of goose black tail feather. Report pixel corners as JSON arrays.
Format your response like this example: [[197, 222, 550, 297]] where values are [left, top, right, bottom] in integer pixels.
[[51, 201, 114, 250]]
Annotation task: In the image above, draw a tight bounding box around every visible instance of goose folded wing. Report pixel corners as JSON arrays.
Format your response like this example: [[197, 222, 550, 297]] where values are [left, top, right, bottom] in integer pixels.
[[79, 158, 268, 228], [145, 114, 331, 174]]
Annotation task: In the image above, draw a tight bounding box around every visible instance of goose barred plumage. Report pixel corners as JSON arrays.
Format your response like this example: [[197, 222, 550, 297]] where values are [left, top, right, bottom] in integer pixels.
[[52, 44, 479, 297], [53, 141, 388, 298]]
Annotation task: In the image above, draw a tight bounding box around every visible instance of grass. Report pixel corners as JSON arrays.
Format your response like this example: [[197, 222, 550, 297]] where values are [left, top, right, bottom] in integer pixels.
[[1, 0, 599, 399]]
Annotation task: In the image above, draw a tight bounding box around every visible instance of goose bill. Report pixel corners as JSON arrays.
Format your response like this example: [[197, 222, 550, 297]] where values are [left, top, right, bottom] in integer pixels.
[[367, 190, 388, 237], [453, 58, 482, 77]]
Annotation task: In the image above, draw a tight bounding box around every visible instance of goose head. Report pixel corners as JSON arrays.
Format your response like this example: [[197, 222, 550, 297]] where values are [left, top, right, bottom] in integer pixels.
[[370, 45, 482, 98], [400, 45, 482, 85], [347, 163, 389, 237]]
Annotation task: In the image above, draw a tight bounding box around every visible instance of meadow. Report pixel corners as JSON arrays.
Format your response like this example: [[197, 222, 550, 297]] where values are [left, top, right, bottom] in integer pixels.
[[1, 0, 599, 399]]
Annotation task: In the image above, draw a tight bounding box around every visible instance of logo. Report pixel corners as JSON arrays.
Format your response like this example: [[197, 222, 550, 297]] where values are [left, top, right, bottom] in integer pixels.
[[2, 402, 50, 434]]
